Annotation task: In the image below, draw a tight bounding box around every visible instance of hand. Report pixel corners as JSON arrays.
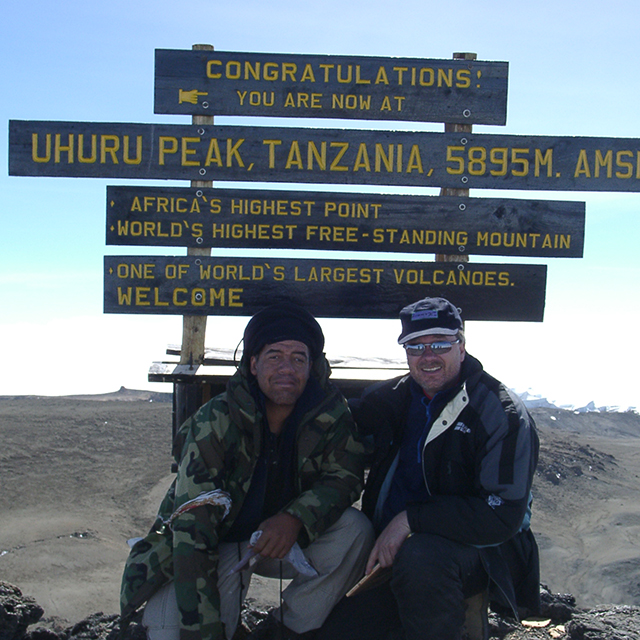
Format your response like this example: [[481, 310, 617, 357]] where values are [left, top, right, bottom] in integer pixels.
[[178, 89, 208, 104], [252, 512, 303, 559], [365, 511, 411, 574]]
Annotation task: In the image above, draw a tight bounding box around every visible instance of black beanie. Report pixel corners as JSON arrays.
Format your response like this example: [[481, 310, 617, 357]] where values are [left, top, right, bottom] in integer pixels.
[[243, 302, 325, 360]]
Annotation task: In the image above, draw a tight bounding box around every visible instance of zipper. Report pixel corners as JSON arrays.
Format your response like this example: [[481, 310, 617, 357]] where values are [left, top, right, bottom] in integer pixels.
[[420, 383, 469, 495]]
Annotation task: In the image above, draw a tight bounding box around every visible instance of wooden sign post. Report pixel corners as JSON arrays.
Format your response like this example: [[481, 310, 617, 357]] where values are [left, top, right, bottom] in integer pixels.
[[104, 255, 548, 321], [178, 44, 214, 431], [439, 52, 475, 266], [12, 44, 631, 424], [154, 49, 509, 125], [106, 186, 585, 258], [11, 121, 640, 191]]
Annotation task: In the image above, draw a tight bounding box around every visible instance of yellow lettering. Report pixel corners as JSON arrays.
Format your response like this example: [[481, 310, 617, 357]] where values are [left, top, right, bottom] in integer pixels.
[[181, 137, 200, 166], [353, 143, 371, 172], [375, 144, 394, 172], [226, 139, 245, 167], [406, 145, 423, 173], [319, 64, 334, 82], [574, 150, 591, 178], [336, 65, 352, 83], [244, 61, 260, 81], [55, 134, 74, 163], [123, 135, 142, 165], [263, 139, 282, 168], [301, 64, 316, 82], [393, 66, 409, 85], [330, 142, 349, 171], [355, 65, 371, 84], [285, 141, 303, 169], [534, 149, 553, 177], [206, 60, 222, 78], [78, 134, 97, 163], [437, 68, 453, 87], [31, 133, 51, 163], [456, 69, 470, 88], [308, 141, 326, 170], [616, 150, 633, 179], [419, 68, 434, 86], [205, 138, 223, 167], [375, 66, 389, 84], [282, 62, 297, 81], [263, 62, 279, 81], [595, 150, 613, 178], [159, 136, 178, 165]]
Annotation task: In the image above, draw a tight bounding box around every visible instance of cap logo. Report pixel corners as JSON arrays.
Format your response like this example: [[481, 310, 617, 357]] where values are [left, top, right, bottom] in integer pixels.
[[412, 310, 439, 321]]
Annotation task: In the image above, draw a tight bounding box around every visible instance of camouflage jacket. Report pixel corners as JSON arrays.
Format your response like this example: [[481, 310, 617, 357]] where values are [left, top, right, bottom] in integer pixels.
[[120, 355, 364, 640]]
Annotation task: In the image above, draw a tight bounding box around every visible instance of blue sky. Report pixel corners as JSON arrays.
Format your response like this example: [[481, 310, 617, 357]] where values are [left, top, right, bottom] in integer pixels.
[[2, 0, 639, 408]]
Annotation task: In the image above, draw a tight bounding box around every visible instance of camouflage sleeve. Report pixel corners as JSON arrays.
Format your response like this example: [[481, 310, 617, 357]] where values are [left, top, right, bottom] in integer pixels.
[[120, 522, 175, 620], [284, 399, 366, 545], [169, 405, 232, 640]]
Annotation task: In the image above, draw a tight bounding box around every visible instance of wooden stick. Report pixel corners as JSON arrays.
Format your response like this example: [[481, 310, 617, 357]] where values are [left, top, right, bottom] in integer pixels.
[[437, 52, 476, 264], [180, 43, 214, 366]]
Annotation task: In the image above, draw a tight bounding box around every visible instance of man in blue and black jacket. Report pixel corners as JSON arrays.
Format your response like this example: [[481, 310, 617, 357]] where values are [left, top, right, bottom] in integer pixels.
[[320, 296, 540, 640]]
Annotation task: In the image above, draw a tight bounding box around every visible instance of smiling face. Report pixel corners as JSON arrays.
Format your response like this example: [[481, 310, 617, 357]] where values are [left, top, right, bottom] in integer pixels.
[[250, 340, 312, 409], [405, 334, 466, 397]]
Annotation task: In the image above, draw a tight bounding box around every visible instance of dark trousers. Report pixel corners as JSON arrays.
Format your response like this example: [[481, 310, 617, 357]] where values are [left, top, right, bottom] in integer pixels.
[[318, 533, 489, 640]]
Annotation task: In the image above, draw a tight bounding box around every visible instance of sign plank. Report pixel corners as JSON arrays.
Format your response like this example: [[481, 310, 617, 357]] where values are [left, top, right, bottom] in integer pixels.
[[104, 255, 546, 321], [154, 49, 509, 125], [11, 120, 640, 192], [106, 186, 585, 257]]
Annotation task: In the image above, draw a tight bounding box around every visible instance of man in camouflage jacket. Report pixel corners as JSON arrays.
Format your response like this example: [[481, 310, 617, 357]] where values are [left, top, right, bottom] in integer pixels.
[[120, 303, 372, 640]]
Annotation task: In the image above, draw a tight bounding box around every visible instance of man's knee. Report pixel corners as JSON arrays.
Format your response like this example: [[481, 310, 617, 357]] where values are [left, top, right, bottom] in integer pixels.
[[393, 533, 488, 604], [320, 507, 375, 552], [305, 508, 373, 576], [335, 507, 374, 539], [142, 582, 180, 640], [393, 533, 482, 588], [394, 533, 450, 580]]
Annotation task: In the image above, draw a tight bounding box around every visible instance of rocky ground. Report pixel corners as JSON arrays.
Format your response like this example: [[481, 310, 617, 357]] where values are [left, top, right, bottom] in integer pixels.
[[1, 392, 639, 639], [3, 580, 640, 640]]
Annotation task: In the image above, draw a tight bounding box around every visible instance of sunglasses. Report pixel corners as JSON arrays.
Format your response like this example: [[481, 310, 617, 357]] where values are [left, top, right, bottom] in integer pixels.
[[403, 339, 461, 357]]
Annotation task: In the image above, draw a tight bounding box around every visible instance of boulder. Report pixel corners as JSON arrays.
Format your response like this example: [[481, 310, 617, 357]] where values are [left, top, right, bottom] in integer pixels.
[[0, 582, 43, 640]]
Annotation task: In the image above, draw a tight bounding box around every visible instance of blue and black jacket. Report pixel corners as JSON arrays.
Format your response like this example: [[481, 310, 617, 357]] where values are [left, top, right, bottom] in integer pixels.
[[351, 353, 540, 617]]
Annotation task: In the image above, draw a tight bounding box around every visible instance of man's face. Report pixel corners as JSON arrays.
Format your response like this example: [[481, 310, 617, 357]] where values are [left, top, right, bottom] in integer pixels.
[[250, 340, 312, 409], [406, 334, 465, 397]]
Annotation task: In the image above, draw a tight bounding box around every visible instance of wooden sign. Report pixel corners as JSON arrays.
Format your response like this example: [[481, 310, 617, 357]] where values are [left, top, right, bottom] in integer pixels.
[[106, 186, 585, 257], [11, 120, 640, 192], [104, 255, 547, 321], [154, 49, 509, 125]]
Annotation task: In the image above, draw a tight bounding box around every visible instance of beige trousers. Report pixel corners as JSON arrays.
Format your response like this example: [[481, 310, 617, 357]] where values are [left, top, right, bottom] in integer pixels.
[[142, 507, 374, 639]]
